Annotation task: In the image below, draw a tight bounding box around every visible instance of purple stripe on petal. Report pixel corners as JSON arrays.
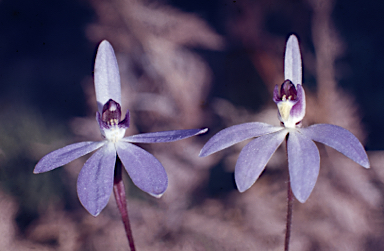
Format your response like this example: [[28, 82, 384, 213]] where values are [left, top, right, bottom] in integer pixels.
[[199, 122, 283, 157], [124, 128, 208, 143], [299, 124, 370, 168], [94, 40, 122, 113], [77, 142, 116, 216], [235, 129, 287, 192], [34, 141, 106, 174], [116, 141, 168, 197], [288, 130, 320, 203]]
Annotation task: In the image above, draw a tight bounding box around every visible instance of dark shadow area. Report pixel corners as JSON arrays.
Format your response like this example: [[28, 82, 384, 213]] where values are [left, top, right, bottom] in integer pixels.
[[0, 0, 95, 122]]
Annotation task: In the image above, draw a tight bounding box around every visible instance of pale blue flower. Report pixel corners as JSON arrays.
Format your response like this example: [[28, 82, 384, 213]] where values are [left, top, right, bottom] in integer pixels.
[[200, 35, 369, 203], [34, 40, 207, 216]]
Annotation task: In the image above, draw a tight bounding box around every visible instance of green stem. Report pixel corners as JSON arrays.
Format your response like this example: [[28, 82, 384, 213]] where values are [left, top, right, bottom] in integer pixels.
[[113, 159, 136, 251]]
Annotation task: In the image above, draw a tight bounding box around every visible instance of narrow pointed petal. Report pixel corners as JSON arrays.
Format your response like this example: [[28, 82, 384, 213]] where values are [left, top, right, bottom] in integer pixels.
[[288, 130, 320, 203], [235, 129, 288, 192], [299, 124, 370, 168], [284, 35, 302, 86], [77, 142, 116, 216], [199, 122, 283, 157], [124, 128, 208, 143], [94, 40, 121, 113], [34, 141, 106, 174], [116, 142, 168, 197]]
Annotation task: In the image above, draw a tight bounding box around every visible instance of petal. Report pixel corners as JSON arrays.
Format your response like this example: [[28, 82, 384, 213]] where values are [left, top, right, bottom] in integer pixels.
[[77, 142, 116, 216], [235, 129, 288, 192], [34, 141, 105, 173], [94, 40, 121, 113], [199, 122, 283, 157], [299, 124, 370, 168], [116, 142, 168, 197], [284, 34, 302, 86], [119, 110, 130, 129], [289, 84, 306, 125], [288, 130, 320, 203], [123, 128, 208, 143]]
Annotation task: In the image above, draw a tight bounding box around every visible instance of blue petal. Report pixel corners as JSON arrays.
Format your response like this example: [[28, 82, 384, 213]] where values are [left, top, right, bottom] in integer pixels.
[[116, 141, 168, 197], [284, 35, 302, 86], [235, 129, 288, 192], [124, 128, 208, 143], [34, 141, 106, 174], [77, 142, 116, 216], [299, 124, 370, 168], [288, 130, 320, 203], [94, 40, 122, 113], [199, 122, 283, 157]]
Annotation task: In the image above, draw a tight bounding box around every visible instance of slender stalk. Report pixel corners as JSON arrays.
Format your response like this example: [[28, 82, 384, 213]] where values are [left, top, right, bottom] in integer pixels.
[[113, 158, 136, 251], [284, 137, 293, 251], [284, 176, 293, 251]]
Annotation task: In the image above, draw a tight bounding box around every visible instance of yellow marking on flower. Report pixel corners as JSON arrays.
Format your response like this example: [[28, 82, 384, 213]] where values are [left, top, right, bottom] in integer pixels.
[[277, 100, 295, 124], [108, 119, 118, 126]]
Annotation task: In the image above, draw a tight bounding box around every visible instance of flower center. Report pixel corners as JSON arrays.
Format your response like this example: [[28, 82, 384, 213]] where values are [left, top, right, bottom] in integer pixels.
[[277, 96, 295, 123], [273, 80, 300, 128], [99, 99, 129, 143]]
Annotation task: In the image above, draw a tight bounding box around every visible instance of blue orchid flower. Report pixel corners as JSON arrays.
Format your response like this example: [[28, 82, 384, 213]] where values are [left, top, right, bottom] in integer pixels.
[[200, 35, 369, 203], [34, 40, 207, 216]]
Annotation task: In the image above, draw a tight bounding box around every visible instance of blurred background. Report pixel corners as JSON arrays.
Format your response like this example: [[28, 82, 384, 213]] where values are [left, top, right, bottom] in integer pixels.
[[0, 0, 384, 250]]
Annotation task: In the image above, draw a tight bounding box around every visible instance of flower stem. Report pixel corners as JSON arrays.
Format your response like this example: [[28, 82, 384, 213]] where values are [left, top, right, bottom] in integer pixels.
[[284, 176, 293, 251], [113, 158, 136, 251], [284, 136, 293, 251]]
